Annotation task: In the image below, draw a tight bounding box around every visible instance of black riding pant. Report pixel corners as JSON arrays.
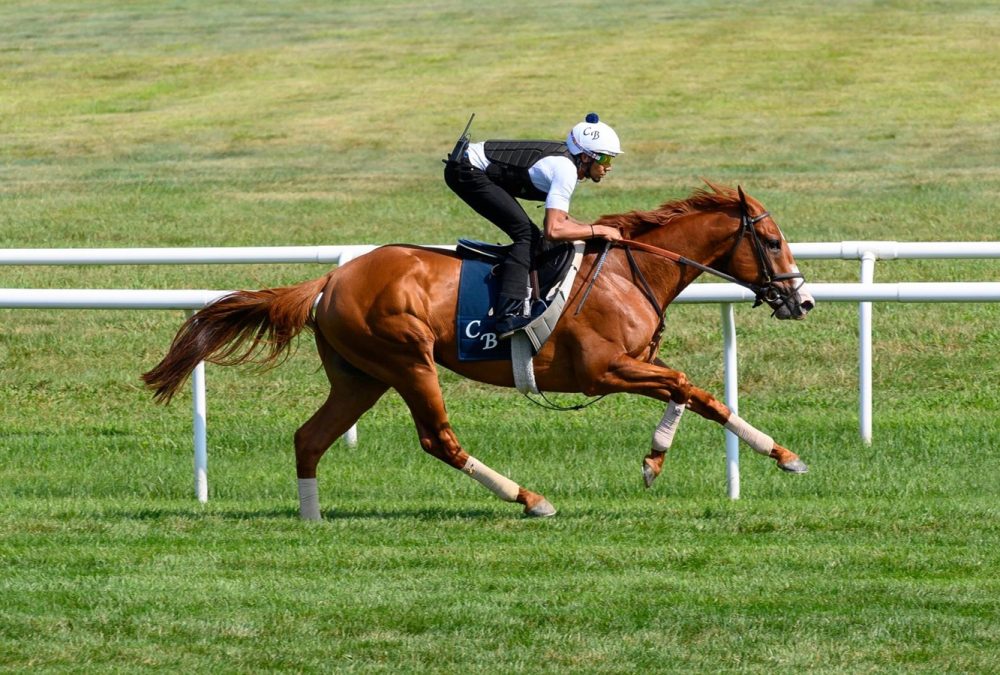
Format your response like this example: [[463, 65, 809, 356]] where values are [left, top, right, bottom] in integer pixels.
[[444, 159, 542, 302]]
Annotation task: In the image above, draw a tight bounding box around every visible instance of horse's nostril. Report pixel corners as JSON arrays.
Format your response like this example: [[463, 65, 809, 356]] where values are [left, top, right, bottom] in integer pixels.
[[801, 299, 815, 312]]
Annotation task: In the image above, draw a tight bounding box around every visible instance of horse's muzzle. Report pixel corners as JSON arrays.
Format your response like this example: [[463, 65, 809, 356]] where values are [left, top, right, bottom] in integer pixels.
[[770, 282, 815, 320]]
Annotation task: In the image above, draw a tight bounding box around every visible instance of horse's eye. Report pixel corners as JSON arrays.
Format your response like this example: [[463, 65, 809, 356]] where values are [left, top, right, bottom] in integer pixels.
[[766, 238, 781, 252]]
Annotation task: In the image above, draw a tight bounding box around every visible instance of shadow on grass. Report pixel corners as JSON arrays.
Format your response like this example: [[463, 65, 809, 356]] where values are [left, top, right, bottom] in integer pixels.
[[106, 505, 510, 522]]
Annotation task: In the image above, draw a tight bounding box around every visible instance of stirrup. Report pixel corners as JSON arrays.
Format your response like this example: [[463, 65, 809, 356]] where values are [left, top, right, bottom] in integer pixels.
[[496, 313, 534, 339]]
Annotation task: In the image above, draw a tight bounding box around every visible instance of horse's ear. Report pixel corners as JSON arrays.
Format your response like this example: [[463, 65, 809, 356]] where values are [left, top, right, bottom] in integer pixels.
[[701, 177, 724, 194], [737, 185, 748, 209]]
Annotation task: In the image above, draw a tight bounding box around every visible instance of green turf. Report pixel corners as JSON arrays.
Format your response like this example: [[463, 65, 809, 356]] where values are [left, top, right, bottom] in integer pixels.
[[2, 0, 999, 671]]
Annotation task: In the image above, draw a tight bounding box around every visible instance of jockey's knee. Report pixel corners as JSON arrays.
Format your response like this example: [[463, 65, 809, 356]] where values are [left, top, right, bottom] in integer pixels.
[[506, 221, 535, 239]]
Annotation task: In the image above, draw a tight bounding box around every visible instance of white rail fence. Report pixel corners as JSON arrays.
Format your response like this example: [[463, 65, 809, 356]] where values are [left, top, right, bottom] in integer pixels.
[[3, 242, 999, 502]]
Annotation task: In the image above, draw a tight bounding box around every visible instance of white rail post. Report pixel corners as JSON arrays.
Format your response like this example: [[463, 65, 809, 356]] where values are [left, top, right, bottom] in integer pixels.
[[721, 303, 740, 499], [859, 252, 876, 445], [187, 309, 209, 503]]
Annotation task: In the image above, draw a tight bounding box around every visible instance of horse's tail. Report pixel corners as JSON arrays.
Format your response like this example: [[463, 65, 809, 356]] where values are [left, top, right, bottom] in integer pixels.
[[142, 274, 331, 403]]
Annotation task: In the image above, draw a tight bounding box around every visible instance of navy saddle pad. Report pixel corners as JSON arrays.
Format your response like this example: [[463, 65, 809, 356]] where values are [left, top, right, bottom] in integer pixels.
[[455, 240, 575, 362]]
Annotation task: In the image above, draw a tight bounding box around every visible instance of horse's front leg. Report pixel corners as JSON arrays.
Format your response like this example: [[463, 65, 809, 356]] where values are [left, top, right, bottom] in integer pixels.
[[596, 356, 808, 486], [683, 382, 808, 474], [642, 398, 685, 488]]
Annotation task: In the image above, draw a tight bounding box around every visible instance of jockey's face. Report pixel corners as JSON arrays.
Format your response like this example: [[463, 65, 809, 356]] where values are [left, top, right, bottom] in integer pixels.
[[579, 156, 611, 183]]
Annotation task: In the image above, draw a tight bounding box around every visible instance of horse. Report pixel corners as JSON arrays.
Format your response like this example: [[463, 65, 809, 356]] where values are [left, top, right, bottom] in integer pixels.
[[142, 182, 815, 519]]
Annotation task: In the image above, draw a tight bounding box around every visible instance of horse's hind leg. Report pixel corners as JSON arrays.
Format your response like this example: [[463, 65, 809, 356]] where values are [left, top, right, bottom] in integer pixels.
[[295, 338, 388, 520], [397, 365, 556, 517]]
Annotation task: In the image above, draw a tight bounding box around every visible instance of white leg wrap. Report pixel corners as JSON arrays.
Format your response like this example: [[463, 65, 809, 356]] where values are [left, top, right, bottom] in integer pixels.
[[724, 413, 774, 456], [461, 456, 520, 502], [651, 401, 686, 452], [297, 478, 321, 521]]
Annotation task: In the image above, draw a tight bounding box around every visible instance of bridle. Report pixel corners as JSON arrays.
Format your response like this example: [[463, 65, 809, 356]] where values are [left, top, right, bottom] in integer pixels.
[[721, 198, 805, 308], [617, 197, 805, 311]]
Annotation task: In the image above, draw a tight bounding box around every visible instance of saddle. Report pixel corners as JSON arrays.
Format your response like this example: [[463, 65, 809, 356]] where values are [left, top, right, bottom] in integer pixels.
[[455, 239, 584, 368], [456, 238, 576, 302]]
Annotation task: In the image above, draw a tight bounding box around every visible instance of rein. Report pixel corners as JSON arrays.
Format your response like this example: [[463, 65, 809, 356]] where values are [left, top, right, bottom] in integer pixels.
[[618, 213, 773, 303], [617, 206, 804, 310]]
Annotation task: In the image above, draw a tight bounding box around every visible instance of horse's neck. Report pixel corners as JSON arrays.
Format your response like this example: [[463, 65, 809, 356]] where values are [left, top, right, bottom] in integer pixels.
[[630, 210, 737, 296], [649, 210, 736, 262]]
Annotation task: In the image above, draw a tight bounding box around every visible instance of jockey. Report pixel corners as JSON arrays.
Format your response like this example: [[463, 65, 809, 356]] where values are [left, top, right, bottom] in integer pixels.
[[444, 113, 623, 337]]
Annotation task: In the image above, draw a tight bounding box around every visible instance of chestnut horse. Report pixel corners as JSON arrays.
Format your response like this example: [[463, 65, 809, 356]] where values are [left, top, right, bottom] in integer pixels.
[[143, 183, 814, 519]]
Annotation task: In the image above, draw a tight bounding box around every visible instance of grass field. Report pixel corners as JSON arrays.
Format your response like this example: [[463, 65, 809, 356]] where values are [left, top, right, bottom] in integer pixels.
[[2, 1, 999, 671]]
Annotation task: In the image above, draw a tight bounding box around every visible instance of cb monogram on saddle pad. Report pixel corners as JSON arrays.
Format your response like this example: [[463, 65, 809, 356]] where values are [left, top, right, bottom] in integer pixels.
[[456, 257, 511, 361]]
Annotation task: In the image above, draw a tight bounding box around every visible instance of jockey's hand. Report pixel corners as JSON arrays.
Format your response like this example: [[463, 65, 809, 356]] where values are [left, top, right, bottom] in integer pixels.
[[593, 224, 623, 242]]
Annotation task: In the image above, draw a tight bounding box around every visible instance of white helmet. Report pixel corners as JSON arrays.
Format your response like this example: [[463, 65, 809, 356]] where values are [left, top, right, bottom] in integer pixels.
[[566, 112, 623, 158]]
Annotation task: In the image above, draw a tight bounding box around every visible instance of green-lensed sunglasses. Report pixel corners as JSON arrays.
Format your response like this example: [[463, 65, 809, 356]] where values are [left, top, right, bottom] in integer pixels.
[[593, 153, 615, 166]]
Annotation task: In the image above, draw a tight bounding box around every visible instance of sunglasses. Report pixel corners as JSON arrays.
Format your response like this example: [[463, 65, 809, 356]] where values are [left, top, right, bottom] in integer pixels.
[[592, 153, 614, 167]]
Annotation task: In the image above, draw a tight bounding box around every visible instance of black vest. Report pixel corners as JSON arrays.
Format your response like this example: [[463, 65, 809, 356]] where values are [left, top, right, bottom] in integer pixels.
[[483, 140, 575, 202]]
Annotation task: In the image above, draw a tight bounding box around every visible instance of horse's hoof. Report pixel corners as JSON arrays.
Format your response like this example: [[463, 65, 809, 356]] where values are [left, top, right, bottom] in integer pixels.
[[778, 458, 809, 474], [524, 499, 557, 518], [642, 461, 658, 488]]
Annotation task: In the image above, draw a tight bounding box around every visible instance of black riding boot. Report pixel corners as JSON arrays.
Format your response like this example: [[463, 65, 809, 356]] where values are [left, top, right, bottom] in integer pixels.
[[495, 295, 532, 338]]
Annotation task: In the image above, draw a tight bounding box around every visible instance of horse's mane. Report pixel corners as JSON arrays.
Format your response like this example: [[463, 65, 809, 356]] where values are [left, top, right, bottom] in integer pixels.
[[595, 180, 742, 238]]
